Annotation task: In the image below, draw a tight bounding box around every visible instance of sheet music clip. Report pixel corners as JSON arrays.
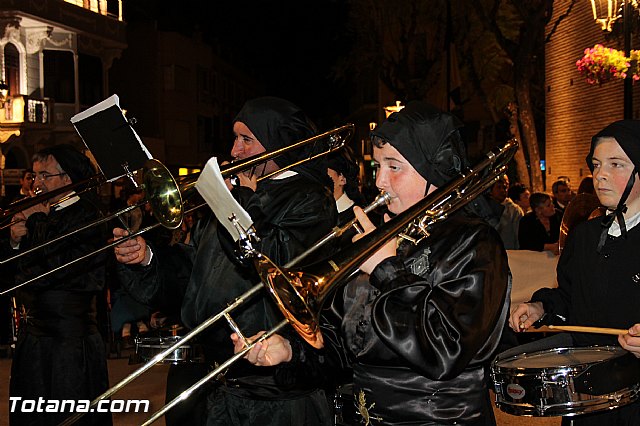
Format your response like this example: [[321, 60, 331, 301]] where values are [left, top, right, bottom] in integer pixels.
[[229, 213, 259, 261], [121, 162, 139, 188]]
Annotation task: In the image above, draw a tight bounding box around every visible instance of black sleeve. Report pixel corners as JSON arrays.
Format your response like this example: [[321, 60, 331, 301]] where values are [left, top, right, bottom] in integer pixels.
[[370, 224, 510, 380]]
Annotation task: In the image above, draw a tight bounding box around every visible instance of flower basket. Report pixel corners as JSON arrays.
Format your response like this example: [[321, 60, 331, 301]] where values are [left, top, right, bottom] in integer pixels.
[[576, 44, 630, 85]]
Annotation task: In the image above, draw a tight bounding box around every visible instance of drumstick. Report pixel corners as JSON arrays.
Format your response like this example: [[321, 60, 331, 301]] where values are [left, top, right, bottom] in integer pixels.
[[547, 325, 629, 335]]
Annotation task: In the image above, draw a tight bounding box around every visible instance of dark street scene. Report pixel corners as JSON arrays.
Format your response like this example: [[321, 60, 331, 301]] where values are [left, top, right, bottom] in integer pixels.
[[0, 0, 640, 425]]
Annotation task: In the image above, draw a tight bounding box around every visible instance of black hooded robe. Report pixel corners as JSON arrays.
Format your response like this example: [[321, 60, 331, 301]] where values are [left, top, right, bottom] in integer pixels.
[[117, 97, 338, 426], [280, 101, 511, 425], [7, 196, 110, 426]]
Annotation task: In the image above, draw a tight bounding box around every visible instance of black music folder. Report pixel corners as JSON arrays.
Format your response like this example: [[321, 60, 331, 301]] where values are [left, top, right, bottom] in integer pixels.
[[70, 94, 152, 182]]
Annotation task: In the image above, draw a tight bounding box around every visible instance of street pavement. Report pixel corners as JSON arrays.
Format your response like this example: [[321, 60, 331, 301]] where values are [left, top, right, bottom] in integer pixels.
[[0, 351, 559, 426], [0, 353, 169, 426]]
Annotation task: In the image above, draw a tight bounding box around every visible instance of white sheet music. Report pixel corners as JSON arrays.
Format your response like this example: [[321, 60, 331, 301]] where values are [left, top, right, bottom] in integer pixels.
[[195, 157, 253, 241]]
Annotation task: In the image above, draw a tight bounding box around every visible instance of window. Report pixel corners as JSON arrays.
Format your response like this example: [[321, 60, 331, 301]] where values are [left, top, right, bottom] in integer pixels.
[[43, 50, 75, 104], [27, 99, 48, 123], [78, 53, 103, 107], [4, 43, 19, 96]]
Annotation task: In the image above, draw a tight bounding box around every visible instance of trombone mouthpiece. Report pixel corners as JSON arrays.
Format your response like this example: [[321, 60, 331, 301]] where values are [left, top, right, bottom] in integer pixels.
[[363, 192, 392, 214]]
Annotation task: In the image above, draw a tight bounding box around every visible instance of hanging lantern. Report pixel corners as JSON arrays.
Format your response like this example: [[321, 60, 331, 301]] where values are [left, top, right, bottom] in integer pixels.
[[590, 0, 620, 31]]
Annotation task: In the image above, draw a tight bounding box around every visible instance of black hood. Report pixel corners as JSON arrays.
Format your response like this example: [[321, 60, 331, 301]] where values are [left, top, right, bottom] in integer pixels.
[[234, 97, 329, 187], [38, 144, 95, 184], [586, 119, 640, 251], [586, 120, 640, 172], [371, 101, 467, 187]]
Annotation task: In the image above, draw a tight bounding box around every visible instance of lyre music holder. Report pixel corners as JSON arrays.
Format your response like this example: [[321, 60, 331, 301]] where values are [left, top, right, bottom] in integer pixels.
[[71, 94, 152, 185]]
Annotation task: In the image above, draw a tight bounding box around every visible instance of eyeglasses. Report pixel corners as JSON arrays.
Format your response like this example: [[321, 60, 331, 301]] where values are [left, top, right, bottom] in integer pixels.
[[35, 172, 67, 181]]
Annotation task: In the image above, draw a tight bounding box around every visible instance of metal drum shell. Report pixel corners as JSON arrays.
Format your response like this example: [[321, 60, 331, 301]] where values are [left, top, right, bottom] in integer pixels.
[[135, 335, 204, 364], [491, 346, 640, 417]]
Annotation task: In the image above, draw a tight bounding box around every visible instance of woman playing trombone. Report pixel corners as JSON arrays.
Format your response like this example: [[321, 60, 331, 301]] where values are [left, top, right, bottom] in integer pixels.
[[237, 102, 511, 425]]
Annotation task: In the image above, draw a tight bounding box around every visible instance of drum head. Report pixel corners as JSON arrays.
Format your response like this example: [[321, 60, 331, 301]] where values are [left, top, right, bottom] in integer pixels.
[[496, 346, 624, 370]]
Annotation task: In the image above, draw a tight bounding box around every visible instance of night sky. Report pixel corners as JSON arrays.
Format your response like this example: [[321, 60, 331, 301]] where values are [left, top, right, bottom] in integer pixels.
[[124, 0, 353, 125]]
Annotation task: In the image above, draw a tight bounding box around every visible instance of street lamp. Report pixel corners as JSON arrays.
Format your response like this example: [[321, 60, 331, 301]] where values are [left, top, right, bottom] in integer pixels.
[[590, 0, 637, 118], [590, 0, 621, 31]]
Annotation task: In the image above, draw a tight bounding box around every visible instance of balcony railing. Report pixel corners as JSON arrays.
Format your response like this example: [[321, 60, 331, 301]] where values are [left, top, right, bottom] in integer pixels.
[[0, 96, 54, 127]]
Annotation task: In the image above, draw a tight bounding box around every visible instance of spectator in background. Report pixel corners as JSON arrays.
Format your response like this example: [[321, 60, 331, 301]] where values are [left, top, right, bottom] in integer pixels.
[[518, 192, 562, 254], [327, 146, 366, 225], [12, 169, 35, 203], [170, 211, 196, 246], [552, 179, 573, 214], [121, 186, 144, 232], [508, 182, 531, 213], [487, 174, 524, 249], [578, 176, 595, 195]]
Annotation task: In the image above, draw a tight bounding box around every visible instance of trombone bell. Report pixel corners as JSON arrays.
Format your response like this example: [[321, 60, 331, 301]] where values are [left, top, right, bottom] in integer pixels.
[[143, 159, 184, 229], [255, 255, 326, 349]]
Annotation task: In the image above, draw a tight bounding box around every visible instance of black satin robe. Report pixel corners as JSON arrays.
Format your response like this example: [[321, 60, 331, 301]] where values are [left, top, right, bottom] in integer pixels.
[[531, 217, 640, 425], [6, 196, 110, 426], [315, 214, 511, 425], [117, 174, 337, 421]]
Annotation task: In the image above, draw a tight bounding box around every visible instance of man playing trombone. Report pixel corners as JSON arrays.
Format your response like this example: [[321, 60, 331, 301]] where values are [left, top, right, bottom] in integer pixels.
[[113, 97, 338, 425], [238, 101, 512, 425], [5, 144, 110, 426]]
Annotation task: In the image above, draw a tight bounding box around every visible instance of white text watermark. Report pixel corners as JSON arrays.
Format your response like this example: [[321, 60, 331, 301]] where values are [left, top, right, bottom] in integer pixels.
[[9, 397, 150, 413]]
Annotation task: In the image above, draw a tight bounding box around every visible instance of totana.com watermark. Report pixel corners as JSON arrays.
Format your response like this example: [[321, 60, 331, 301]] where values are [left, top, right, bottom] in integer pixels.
[[9, 397, 150, 413]]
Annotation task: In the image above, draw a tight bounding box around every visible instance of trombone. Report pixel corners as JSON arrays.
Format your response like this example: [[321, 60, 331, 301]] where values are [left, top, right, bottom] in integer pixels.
[[125, 139, 517, 425], [58, 189, 392, 426], [0, 123, 355, 296], [0, 174, 105, 225]]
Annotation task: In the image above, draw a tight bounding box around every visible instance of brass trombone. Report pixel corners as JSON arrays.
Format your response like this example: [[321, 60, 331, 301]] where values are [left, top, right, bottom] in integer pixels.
[[256, 138, 519, 349], [0, 124, 355, 296]]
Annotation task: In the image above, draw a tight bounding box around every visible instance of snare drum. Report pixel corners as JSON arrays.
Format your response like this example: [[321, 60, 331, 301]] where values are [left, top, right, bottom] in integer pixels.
[[492, 346, 640, 417], [135, 335, 204, 364]]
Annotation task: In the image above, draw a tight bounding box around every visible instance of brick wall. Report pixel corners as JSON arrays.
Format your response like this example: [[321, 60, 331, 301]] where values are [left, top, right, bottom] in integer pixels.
[[545, 0, 639, 191]]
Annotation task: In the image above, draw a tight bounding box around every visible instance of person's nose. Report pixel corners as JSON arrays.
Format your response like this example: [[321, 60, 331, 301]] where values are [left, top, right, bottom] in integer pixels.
[[376, 168, 389, 192], [230, 138, 243, 160], [33, 183, 45, 195]]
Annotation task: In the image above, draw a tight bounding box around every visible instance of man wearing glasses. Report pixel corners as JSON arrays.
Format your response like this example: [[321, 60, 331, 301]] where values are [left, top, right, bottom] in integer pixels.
[[6, 144, 111, 426]]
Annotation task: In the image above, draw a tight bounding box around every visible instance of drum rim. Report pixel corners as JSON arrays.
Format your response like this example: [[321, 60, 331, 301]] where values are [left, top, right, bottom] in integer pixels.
[[492, 345, 625, 372], [494, 384, 640, 417]]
